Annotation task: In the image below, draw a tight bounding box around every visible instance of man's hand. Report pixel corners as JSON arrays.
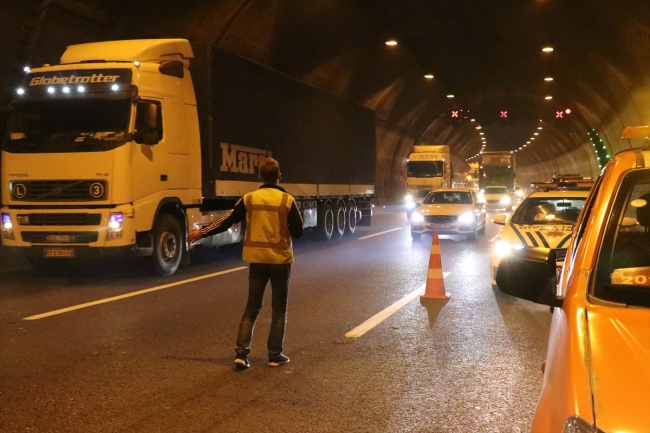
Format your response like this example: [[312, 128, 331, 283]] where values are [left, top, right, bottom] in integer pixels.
[[187, 228, 203, 244]]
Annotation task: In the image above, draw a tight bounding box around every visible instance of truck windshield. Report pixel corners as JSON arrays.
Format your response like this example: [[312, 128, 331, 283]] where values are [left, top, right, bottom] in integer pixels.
[[511, 197, 586, 225], [2, 99, 131, 154], [407, 161, 443, 177], [481, 166, 512, 179], [484, 187, 508, 194], [595, 169, 650, 308]]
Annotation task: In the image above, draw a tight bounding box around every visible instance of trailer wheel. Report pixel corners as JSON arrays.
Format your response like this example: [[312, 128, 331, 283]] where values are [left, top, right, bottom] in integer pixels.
[[345, 202, 357, 235], [152, 214, 183, 276], [334, 202, 346, 237], [318, 203, 334, 240]]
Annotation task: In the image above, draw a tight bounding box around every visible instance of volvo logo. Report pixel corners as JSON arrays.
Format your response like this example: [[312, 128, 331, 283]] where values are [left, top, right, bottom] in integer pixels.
[[89, 182, 105, 198], [13, 183, 27, 199]]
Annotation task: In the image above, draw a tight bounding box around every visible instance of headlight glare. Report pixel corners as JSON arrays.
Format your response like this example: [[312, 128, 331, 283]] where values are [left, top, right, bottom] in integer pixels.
[[406, 201, 416, 209], [500, 196, 511, 204], [107, 212, 124, 239], [411, 212, 425, 223], [494, 240, 523, 257], [1, 213, 15, 240], [458, 212, 474, 224], [405, 194, 413, 202]]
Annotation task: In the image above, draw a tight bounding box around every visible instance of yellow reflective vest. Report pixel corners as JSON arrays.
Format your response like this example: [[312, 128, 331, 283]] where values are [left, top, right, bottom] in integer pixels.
[[242, 187, 295, 264]]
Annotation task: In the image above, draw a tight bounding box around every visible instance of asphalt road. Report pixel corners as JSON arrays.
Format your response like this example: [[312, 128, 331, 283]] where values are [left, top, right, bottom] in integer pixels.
[[0, 205, 551, 433]]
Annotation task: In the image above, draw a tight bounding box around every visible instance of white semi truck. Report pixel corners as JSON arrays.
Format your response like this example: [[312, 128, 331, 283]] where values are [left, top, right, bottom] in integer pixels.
[[405, 145, 451, 195], [1, 39, 375, 275]]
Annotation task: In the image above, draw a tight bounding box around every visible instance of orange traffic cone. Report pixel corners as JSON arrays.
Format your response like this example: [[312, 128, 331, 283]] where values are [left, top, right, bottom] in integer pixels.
[[421, 230, 450, 300]]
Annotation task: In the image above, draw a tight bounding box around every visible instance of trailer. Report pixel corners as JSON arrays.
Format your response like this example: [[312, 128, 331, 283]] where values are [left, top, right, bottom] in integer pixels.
[[1, 39, 376, 275]]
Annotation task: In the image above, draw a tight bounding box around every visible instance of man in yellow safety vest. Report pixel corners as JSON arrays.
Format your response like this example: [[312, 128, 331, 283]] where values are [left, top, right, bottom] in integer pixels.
[[187, 158, 304, 369]]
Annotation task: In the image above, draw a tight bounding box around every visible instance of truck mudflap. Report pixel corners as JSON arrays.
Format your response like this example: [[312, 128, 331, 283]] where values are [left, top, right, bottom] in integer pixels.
[[357, 201, 373, 226]]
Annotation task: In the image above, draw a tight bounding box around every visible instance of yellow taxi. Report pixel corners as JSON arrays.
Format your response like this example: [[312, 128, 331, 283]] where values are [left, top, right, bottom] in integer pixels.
[[496, 132, 650, 433]]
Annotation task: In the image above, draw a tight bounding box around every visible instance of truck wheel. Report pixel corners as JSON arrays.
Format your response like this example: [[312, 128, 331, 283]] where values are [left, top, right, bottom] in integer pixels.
[[345, 203, 357, 235], [152, 214, 183, 276], [334, 202, 346, 237], [318, 203, 334, 240]]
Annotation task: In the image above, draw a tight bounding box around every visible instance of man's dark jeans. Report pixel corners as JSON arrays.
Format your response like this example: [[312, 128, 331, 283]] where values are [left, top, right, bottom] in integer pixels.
[[236, 263, 291, 358]]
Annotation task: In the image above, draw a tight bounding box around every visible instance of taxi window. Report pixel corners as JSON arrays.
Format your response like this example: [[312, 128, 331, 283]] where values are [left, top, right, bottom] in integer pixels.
[[594, 168, 650, 307], [511, 197, 586, 225], [424, 192, 472, 205]]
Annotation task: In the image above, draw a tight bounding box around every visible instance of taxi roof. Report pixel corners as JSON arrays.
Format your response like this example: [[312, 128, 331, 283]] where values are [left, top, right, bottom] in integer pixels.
[[430, 188, 473, 193], [528, 190, 590, 199]]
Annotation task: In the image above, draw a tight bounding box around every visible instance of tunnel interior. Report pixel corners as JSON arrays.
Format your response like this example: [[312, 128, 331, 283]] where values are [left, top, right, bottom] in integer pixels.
[[2, 0, 650, 202]]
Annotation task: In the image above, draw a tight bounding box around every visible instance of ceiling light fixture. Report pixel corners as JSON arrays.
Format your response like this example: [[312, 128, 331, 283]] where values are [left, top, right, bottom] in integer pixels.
[[385, 40, 397, 46], [424, 74, 434, 79], [447, 94, 454, 98], [544, 77, 554, 81], [542, 47, 554, 52], [545, 96, 553, 100]]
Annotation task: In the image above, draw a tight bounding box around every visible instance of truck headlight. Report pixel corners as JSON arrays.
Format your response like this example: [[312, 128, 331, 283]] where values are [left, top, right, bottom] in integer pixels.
[[500, 196, 511, 204], [107, 212, 124, 239], [458, 212, 474, 224], [562, 416, 604, 433], [477, 194, 485, 203], [516, 190, 524, 197], [493, 239, 523, 257], [411, 212, 425, 223], [1, 213, 14, 240]]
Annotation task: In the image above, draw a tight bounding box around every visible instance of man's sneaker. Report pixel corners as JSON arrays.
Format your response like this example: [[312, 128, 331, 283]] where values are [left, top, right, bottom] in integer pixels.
[[268, 354, 290, 367], [234, 355, 250, 370]]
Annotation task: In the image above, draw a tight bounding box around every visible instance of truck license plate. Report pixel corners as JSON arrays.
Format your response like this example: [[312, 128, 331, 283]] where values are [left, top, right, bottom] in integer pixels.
[[44, 248, 75, 258]]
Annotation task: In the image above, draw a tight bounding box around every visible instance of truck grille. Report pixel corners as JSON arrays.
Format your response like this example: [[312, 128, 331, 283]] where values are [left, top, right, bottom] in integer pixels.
[[21, 231, 99, 243], [17, 213, 102, 226], [10, 180, 107, 202], [424, 215, 458, 223]]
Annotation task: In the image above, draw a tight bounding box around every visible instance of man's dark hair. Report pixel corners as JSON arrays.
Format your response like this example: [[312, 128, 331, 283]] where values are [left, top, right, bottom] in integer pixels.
[[259, 157, 280, 183]]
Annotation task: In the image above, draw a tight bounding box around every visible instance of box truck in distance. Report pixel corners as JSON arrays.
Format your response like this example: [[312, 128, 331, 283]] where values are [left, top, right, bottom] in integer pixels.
[[1, 39, 376, 276]]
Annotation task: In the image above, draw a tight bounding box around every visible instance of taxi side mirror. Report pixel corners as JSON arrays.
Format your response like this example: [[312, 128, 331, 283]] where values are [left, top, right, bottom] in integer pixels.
[[492, 215, 507, 225], [496, 247, 563, 307]]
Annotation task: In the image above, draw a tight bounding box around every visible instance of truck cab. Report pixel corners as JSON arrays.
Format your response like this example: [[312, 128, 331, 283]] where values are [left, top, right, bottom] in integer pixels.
[[1, 39, 237, 275], [404, 145, 451, 195]]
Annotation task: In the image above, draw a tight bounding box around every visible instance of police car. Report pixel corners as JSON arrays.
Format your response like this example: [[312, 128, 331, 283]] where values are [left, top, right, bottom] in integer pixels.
[[490, 190, 589, 286]]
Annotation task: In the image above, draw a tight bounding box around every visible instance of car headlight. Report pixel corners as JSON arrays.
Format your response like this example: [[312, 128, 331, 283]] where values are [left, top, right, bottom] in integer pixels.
[[493, 239, 524, 257], [406, 201, 416, 209], [516, 190, 524, 197], [411, 212, 425, 223], [458, 212, 474, 224], [500, 196, 511, 204], [405, 194, 413, 202], [107, 212, 124, 239], [562, 416, 604, 433], [1, 213, 14, 240]]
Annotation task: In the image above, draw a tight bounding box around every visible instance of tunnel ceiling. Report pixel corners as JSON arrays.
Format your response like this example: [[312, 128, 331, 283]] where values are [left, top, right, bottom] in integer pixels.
[[2, 0, 650, 200]]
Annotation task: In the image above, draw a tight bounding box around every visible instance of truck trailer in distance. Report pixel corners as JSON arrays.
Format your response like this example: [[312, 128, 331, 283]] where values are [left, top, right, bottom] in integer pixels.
[[1, 39, 376, 276], [478, 151, 516, 192], [404, 145, 451, 195]]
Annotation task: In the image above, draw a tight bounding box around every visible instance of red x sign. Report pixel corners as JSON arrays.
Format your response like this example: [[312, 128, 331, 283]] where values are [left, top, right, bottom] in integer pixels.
[[556, 111, 564, 119], [451, 110, 459, 118], [500, 111, 508, 118]]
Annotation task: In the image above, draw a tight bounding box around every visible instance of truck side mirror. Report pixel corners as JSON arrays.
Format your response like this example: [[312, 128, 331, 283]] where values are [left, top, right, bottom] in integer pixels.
[[496, 247, 562, 307], [144, 104, 159, 130]]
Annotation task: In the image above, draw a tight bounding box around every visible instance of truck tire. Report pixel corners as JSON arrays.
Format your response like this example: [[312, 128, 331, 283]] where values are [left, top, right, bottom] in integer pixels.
[[152, 214, 183, 276], [334, 201, 346, 237], [345, 201, 357, 235], [318, 203, 334, 240]]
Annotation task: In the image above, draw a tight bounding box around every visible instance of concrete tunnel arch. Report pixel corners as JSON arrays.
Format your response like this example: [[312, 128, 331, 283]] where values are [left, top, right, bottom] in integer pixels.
[[1, 0, 650, 203]]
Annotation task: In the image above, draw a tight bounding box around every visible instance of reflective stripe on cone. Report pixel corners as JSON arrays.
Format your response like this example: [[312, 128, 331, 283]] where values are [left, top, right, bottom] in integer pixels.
[[421, 230, 450, 300]]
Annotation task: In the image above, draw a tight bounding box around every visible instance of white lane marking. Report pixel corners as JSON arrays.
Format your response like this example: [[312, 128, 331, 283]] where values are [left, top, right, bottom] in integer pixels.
[[358, 227, 402, 240], [23, 266, 248, 321], [345, 272, 451, 338]]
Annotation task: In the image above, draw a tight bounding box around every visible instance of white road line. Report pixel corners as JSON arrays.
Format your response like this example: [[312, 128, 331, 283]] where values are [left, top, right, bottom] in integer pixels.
[[23, 266, 248, 321], [345, 272, 452, 338], [357, 227, 402, 240]]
